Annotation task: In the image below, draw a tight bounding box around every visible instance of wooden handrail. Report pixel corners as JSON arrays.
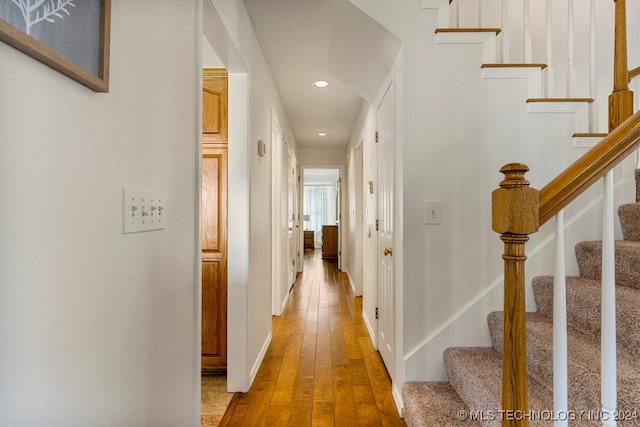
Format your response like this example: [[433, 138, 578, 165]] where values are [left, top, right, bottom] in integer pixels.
[[631, 66, 640, 81], [539, 111, 640, 225]]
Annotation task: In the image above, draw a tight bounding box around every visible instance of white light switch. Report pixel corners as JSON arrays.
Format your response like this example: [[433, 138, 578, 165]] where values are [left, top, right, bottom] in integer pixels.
[[425, 200, 442, 225], [123, 188, 166, 233]]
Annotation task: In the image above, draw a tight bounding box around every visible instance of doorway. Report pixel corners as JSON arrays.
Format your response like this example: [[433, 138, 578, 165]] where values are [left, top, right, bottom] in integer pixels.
[[202, 0, 252, 397], [302, 168, 343, 269]]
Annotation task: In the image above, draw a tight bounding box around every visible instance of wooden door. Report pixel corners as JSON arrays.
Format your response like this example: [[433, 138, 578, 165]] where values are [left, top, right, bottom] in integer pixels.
[[377, 82, 394, 373], [202, 69, 228, 371]]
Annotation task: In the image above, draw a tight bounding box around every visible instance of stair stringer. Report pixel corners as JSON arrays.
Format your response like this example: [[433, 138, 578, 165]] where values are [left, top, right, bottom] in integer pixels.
[[402, 4, 637, 383]]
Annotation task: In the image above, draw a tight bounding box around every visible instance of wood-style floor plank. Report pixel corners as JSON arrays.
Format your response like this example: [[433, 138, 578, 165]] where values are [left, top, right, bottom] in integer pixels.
[[221, 251, 405, 426]]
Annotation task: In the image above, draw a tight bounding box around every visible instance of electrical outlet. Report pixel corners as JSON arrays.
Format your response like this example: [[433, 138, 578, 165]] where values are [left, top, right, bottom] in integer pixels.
[[425, 200, 441, 225], [123, 188, 166, 233]]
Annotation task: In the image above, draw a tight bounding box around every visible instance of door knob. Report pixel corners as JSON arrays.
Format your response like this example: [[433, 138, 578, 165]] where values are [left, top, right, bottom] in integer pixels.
[[383, 247, 393, 256]]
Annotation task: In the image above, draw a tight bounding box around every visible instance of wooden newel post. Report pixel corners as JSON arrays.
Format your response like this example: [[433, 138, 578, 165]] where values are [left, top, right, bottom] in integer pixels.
[[492, 163, 539, 427]]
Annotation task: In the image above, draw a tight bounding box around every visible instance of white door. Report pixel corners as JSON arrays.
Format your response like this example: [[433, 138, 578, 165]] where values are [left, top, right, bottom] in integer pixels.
[[271, 114, 287, 315], [287, 149, 299, 289], [336, 171, 342, 270], [377, 82, 394, 372]]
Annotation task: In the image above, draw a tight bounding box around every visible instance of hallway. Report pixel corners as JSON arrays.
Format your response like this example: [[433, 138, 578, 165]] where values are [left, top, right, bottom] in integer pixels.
[[221, 251, 405, 426]]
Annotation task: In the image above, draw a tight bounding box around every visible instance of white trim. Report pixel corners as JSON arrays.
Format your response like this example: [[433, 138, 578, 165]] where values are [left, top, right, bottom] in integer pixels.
[[280, 288, 290, 315], [572, 135, 604, 148], [435, 31, 498, 64], [300, 164, 347, 272], [194, 2, 204, 425], [363, 307, 377, 348], [346, 270, 357, 295], [527, 101, 590, 134], [250, 332, 272, 385], [392, 383, 404, 416], [203, 0, 251, 393], [482, 66, 543, 98]]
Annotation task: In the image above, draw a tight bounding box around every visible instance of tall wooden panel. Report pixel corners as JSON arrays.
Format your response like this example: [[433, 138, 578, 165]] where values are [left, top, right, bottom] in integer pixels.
[[202, 69, 228, 371]]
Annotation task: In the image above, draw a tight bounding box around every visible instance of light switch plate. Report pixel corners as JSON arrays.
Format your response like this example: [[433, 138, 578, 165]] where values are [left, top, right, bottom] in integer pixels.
[[123, 188, 165, 233], [425, 200, 442, 225]]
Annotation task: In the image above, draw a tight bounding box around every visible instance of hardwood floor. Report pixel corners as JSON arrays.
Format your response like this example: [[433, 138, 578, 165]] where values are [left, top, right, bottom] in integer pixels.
[[221, 250, 405, 426]]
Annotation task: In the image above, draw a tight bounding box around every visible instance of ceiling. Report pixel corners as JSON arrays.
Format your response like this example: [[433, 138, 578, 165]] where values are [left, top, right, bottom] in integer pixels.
[[242, 0, 401, 149]]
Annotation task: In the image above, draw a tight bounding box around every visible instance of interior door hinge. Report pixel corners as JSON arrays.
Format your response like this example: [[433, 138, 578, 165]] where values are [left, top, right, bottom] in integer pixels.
[[375, 307, 379, 319], [375, 219, 379, 231], [375, 131, 379, 143]]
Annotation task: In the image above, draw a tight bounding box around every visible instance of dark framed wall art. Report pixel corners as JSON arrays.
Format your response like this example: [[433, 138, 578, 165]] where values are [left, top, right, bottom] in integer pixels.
[[0, 0, 111, 92]]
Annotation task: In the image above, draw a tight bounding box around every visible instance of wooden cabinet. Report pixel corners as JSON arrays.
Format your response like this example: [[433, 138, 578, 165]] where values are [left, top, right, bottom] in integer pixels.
[[322, 225, 339, 259], [304, 230, 315, 251]]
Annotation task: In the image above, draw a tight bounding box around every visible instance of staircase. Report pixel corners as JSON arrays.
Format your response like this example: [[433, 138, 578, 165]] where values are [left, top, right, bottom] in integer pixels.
[[403, 185, 640, 426]]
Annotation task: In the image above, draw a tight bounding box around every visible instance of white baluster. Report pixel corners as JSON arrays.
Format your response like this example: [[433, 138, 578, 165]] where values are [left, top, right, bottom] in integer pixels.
[[478, 0, 483, 27], [456, 0, 460, 27], [502, 0, 509, 62], [567, 0, 576, 97], [589, 0, 597, 131], [601, 170, 617, 427], [546, 0, 554, 96], [524, 0, 532, 63], [554, 211, 568, 427]]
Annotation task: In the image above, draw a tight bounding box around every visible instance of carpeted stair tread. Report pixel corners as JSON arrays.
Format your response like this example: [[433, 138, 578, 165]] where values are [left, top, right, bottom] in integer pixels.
[[619, 203, 640, 241], [444, 347, 555, 427], [575, 240, 640, 289], [532, 275, 640, 361], [402, 381, 481, 426], [487, 311, 640, 420]]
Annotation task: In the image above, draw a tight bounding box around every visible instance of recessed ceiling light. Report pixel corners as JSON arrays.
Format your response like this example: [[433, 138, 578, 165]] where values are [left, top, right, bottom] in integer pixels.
[[318, 132, 327, 137], [312, 80, 330, 89]]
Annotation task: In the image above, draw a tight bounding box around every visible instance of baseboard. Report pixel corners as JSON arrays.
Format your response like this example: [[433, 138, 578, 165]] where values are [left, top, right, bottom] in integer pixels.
[[250, 331, 272, 385], [280, 289, 290, 314], [362, 307, 377, 349], [346, 270, 357, 295], [392, 382, 404, 417]]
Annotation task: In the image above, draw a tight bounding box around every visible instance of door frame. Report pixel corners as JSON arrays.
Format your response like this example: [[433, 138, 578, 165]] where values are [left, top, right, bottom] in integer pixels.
[[299, 165, 346, 271], [202, 0, 251, 396], [374, 71, 404, 410]]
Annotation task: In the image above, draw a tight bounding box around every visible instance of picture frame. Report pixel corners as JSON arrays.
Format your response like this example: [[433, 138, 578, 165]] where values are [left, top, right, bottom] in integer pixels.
[[0, 0, 111, 92]]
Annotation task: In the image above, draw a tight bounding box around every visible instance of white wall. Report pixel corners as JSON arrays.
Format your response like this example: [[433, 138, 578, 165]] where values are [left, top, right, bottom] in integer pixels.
[[0, 1, 200, 425], [205, 0, 297, 391], [298, 147, 347, 166], [348, 0, 636, 395]]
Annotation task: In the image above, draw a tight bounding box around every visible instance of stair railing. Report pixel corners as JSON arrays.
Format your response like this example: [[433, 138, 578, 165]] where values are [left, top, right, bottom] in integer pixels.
[[492, 1, 637, 425], [494, 111, 640, 427], [445, 0, 602, 121]]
